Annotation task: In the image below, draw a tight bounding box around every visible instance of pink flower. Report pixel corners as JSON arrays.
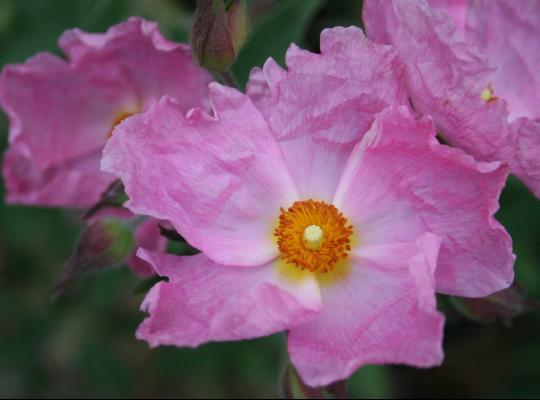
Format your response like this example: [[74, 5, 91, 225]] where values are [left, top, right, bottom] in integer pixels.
[[102, 28, 514, 387], [430, 0, 540, 121], [363, 0, 540, 198], [1, 17, 212, 207]]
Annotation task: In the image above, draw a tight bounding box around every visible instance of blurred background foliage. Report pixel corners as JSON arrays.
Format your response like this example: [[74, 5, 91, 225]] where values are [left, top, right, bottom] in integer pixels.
[[0, 0, 539, 397]]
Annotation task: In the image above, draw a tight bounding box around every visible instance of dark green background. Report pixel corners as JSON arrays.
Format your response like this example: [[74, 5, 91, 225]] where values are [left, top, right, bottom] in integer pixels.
[[0, 0, 539, 397]]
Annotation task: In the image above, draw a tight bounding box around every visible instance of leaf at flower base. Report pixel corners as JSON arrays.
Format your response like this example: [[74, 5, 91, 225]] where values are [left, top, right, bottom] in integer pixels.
[[449, 282, 540, 325], [83, 179, 128, 220], [280, 363, 348, 399], [51, 218, 137, 301]]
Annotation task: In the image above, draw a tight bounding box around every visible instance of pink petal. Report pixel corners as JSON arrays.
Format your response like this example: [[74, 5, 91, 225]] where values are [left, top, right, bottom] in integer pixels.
[[0, 53, 135, 207], [102, 86, 299, 267], [247, 27, 407, 201], [129, 219, 168, 277], [428, 0, 468, 34], [136, 250, 321, 347], [59, 17, 212, 112], [2, 144, 112, 207], [334, 106, 514, 297], [503, 118, 540, 198], [288, 233, 444, 387]]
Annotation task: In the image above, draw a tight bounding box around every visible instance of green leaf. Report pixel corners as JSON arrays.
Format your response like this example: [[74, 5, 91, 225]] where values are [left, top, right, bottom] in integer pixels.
[[347, 365, 392, 399], [232, 0, 323, 85]]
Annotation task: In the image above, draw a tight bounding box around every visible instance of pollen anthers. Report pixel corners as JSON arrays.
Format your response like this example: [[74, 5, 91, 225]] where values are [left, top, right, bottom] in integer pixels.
[[274, 200, 353, 273]]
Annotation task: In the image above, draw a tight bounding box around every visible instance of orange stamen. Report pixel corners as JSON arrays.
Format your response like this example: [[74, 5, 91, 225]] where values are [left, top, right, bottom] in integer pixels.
[[274, 200, 353, 273]]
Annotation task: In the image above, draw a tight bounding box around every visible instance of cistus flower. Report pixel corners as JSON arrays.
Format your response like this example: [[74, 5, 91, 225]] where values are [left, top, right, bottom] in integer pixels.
[[102, 28, 514, 387], [363, 0, 540, 198], [0, 17, 212, 208]]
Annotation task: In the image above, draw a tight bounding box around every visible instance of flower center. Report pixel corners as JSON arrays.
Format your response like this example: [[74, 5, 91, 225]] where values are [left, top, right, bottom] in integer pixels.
[[274, 200, 353, 273]]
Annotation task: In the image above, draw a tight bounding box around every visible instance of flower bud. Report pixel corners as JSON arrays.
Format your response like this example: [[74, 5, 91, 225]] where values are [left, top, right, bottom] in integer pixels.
[[450, 283, 540, 325], [192, 0, 249, 71], [51, 218, 137, 300]]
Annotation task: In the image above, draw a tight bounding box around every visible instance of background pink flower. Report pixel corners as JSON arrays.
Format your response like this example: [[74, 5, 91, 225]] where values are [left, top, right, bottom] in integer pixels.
[[430, 0, 540, 121], [363, 0, 540, 198], [1, 17, 212, 208]]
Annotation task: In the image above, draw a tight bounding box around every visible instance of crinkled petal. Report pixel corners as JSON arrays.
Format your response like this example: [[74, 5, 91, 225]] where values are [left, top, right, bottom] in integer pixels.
[[1, 18, 211, 208], [435, 0, 540, 121], [502, 118, 540, 198], [59, 17, 212, 112], [288, 233, 444, 387], [363, 0, 510, 165], [102, 85, 299, 267], [428, 0, 468, 34], [0, 53, 136, 206], [364, 0, 540, 197], [2, 143, 112, 207], [247, 27, 407, 201], [334, 106, 514, 297], [136, 250, 321, 347]]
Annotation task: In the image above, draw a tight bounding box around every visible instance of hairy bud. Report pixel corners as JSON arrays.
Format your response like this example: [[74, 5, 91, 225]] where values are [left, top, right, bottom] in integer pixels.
[[192, 0, 249, 71]]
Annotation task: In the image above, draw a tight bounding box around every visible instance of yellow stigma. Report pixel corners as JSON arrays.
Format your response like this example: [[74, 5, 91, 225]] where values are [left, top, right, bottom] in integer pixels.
[[274, 200, 353, 273], [481, 84, 497, 103], [480, 88, 492, 101], [303, 225, 324, 250]]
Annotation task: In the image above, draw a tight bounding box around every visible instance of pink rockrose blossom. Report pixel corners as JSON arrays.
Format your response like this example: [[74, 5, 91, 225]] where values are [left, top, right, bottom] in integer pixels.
[[0, 17, 212, 208], [363, 0, 540, 198], [101, 26, 514, 387]]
